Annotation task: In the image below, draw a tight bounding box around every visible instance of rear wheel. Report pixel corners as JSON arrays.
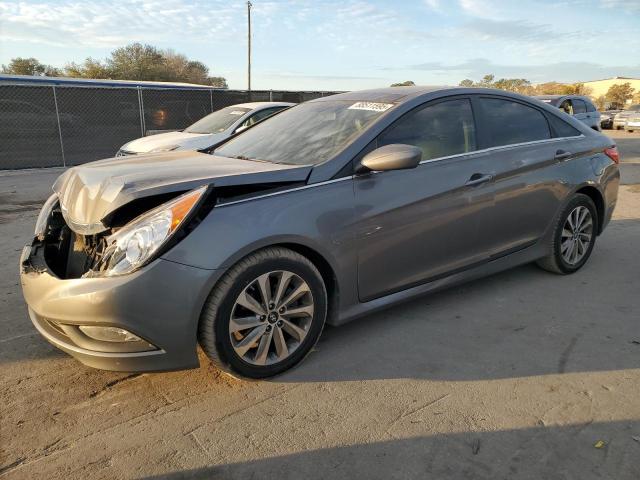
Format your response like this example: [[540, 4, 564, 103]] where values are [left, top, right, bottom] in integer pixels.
[[199, 247, 327, 378], [537, 194, 597, 275]]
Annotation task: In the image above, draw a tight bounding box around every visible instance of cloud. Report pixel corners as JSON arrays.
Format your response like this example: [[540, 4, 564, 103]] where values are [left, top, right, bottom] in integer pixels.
[[0, 0, 245, 49], [459, 17, 578, 42], [458, 0, 495, 17], [423, 0, 443, 12], [599, 0, 640, 12]]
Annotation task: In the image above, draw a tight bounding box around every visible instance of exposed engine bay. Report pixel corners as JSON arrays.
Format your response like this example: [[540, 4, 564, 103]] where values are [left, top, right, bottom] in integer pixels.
[[32, 181, 303, 279]]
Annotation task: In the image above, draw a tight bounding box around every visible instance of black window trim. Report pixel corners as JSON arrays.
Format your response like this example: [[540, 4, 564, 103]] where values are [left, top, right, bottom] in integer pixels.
[[373, 94, 480, 166], [345, 94, 585, 177], [544, 110, 584, 139], [471, 94, 552, 150]]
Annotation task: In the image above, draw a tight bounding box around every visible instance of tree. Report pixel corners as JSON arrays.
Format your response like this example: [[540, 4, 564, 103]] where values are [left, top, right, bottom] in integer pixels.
[[565, 83, 592, 96], [493, 78, 532, 94], [106, 43, 165, 81], [1, 57, 61, 76], [208, 77, 228, 88], [458, 74, 532, 94], [65, 58, 112, 79], [632, 91, 640, 105], [390, 80, 416, 87], [605, 82, 635, 109], [61, 43, 227, 87], [477, 74, 495, 87], [594, 95, 607, 111]]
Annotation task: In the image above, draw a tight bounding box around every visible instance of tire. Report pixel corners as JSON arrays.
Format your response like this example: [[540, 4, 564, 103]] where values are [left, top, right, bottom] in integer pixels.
[[537, 194, 598, 275], [198, 247, 327, 379]]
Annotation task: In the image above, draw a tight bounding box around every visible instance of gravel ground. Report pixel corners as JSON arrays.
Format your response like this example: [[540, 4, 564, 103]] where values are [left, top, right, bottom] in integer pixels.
[[1, 134, 639, 479]]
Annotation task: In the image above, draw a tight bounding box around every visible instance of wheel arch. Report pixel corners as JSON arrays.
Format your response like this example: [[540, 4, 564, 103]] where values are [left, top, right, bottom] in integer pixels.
[[208, 237, 341, 326], [574, 185, 605, 235], [276, 242, 340, 325]]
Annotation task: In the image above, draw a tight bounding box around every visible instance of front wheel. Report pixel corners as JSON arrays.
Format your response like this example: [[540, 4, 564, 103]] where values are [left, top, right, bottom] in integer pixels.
[[199, 247, 327, 379], [537, 194, 597, 275]]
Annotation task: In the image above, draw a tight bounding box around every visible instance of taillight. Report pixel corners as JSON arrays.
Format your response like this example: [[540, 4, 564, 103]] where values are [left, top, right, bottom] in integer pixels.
[[604, 146, 619, 164]]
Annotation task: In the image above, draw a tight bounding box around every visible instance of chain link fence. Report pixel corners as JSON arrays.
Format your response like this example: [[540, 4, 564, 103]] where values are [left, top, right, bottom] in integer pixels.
[[0, 84, 340, 169]]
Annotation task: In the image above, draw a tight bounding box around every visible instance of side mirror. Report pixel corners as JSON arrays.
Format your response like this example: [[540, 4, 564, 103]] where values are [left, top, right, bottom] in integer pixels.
[[358, 144, 422, 173], [234, 125, 249, 134]]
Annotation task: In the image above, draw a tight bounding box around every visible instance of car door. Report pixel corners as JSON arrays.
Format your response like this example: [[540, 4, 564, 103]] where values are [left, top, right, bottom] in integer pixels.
[[354, 97, 496, 302], [571, 98, 589, 126], [470, 95, 573, 257], [584, 100, 600, 130]]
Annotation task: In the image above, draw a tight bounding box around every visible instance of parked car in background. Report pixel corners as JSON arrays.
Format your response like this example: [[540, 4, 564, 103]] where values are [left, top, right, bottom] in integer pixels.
[[116, 102, 293, 156], [534, 95, 601, 131], [613, 105, 640, 130], [599, 110, 620, 130], [626, 111, 640, 132], [21, 87, 619, 379]]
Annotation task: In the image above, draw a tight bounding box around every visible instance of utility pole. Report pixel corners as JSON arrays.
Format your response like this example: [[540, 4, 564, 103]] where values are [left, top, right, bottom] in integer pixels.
[[247, 1, 252, 93]]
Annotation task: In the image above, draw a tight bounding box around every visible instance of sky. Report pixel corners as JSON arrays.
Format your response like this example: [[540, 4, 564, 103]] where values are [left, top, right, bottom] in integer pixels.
[[0, 0, 639, 90]]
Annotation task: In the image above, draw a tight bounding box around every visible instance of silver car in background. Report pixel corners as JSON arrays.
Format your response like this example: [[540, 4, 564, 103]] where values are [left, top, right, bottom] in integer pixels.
[[116, 102, 293, 156], [613, 104, 640, 130], [534, 95, 601, 131]]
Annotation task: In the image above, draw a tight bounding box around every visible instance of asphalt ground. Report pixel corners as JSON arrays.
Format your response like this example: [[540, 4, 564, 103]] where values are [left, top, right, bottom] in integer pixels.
[[1, 131, 639, 479]]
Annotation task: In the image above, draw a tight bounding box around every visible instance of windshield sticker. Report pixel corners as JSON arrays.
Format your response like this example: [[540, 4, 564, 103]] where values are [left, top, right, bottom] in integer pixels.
[[348, 102, 394, 112], [230, 110, 246, 115]]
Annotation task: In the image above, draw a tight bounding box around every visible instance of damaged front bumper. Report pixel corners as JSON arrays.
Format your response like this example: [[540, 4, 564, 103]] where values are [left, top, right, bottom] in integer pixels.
[[20, 242, 218, 372]]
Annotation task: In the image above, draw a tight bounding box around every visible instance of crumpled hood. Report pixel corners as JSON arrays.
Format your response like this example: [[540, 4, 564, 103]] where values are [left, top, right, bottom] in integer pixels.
[[53, 151, 312, 234], [121, 131, 226, 153]]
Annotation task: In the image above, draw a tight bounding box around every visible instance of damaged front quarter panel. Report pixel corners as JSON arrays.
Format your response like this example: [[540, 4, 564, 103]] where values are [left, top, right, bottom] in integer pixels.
[[39, 151, 311, 279], [52, 150, 312, 235]]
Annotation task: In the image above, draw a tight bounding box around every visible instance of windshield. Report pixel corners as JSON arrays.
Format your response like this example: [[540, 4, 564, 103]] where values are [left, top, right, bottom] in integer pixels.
[[185, 106, 251, 134], [214, 100, 392, 165]]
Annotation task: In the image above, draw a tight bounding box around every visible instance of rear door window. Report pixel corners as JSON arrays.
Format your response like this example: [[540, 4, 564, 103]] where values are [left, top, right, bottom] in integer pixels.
[[477, 97, 551, 148], [377, 98, 477, 161], [547, 114, 581, 138], [585, 101, 597, 112], [559, 100, 573, 115], [572, 99, 587, 114]]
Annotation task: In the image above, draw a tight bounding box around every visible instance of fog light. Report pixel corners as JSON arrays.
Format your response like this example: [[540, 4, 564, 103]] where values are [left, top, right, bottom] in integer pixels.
[[79, 326, 142, 343]]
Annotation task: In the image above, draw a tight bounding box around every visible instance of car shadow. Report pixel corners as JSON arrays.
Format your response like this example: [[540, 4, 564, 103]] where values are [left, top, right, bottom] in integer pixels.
[[277, 217, 640, 384], [140, 420, 640, 480], [2, 219, 638, 385]]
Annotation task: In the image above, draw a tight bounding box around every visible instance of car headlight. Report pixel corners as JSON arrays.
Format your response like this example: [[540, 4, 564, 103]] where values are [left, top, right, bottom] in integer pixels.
[[34, 193, 59, 239], [149, 144, 181, 153], [87, 186, 206, 277]]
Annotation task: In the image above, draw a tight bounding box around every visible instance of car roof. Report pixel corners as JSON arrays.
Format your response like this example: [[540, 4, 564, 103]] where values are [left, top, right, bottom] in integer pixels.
[[230, 101, 295, 109], [310, 86, 454, 104], [534, 95, 564, 100]]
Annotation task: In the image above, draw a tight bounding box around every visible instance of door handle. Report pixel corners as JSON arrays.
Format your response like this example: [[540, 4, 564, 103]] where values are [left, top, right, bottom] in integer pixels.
[[555, 150, 572, 161], [465, 173, 493, 186]]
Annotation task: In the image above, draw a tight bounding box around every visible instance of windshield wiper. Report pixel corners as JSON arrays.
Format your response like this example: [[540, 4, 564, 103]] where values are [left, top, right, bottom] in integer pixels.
[[232, 155, 270, 163]]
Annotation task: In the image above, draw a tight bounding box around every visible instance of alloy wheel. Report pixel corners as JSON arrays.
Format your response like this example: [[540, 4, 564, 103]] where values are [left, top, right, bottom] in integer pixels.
[[561, 206, 593, 265], [229, 270, 314, 366]]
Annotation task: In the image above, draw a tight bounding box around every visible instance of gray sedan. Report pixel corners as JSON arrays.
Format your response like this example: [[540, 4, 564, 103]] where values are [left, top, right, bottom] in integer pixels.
[[20, 87, 620, 378]]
